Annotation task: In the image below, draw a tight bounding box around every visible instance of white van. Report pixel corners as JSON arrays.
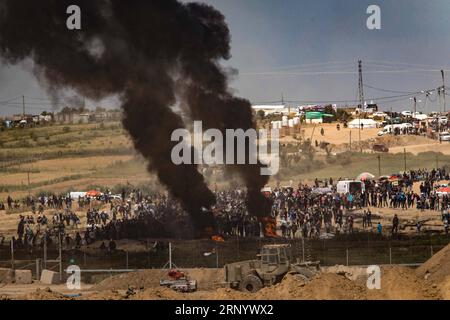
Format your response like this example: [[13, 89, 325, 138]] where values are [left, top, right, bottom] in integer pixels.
[[336, 180, 365, 195], [378, 123, 412, 136], [68, 191, 87, 200]]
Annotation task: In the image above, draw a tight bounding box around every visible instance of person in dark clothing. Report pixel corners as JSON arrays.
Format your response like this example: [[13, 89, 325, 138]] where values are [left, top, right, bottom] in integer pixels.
[[75, 232, 82, 248], [7, 195, 13, 210], [17, 216, 25, 242], [392, 214, 399, 235], [108, 239, 117, 253]]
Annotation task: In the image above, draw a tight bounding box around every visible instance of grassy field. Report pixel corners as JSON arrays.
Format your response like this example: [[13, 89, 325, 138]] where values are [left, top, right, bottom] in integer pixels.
[[1, 121, 450, 199], [0, 121, 155, 200], [278, 151, 450, 184]]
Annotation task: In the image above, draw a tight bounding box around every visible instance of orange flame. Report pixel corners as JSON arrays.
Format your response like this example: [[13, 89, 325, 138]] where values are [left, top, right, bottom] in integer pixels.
[[211, 235, 225, 242], [259, 217, 278, 238]]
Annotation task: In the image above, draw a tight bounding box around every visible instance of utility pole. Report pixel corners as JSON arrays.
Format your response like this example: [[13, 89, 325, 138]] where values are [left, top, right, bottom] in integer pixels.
[[27, 170, 31, 196], [442, 70, 446, 113], [349, 131, 352, 151], [22, 95, 25, 118], [413, 97, 417, 115], [357, 60, 364, 152]]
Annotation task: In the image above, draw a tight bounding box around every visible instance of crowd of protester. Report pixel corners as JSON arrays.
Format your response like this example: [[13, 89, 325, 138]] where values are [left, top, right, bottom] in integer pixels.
[[1, 167, 449, 251]]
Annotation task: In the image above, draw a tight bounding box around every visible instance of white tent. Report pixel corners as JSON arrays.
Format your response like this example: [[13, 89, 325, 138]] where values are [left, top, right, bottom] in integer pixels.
[[348, 118, 378, 129]]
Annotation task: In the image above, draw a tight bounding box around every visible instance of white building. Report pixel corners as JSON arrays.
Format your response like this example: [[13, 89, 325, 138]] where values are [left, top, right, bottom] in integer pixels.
[[252, 105, 291, 116]]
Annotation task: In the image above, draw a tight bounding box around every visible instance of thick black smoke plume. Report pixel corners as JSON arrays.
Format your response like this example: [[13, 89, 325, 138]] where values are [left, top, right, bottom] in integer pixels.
[[0, 0, 271, 235]]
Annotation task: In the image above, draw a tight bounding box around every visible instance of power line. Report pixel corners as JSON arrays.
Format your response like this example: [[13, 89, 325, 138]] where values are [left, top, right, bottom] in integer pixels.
[[241, 60, 356, 73], [0, 95, 22, 104], [363, 84, 417, 94], [364, 59, 450, 70], [240, 69, 450, 77]]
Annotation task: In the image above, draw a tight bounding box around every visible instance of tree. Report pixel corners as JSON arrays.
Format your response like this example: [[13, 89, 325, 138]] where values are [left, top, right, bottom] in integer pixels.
[[324, 104, 336, 116], [336, 109, 352, 121], [256, 110, 265, 121]]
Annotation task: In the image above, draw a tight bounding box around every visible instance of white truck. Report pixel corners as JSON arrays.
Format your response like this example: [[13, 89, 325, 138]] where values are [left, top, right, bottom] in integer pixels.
[[336, 180, 365, 195]]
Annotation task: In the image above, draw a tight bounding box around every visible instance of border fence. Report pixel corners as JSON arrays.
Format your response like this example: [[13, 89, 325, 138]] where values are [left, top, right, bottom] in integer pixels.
[[1, 234, 448, 283]]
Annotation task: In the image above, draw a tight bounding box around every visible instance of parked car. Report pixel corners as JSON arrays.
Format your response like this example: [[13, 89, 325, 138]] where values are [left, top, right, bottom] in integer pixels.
[[372, 143, 389, 152], [372, 111, 388, 119], [401, 111, 413, 117], [439, 116, 448, 125]]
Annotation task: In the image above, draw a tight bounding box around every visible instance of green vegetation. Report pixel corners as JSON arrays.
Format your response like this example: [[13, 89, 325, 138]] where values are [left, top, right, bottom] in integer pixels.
[[281, 151, 450, 182]]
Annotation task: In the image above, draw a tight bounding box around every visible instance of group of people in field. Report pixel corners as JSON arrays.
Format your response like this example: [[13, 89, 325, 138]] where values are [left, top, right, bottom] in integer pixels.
[[2, 166, 450, 251], [271, 167, 450, 238]]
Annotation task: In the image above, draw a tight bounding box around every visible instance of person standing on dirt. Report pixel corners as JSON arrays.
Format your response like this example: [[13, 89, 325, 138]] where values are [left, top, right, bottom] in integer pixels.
[[17, 216, 25, 242], [377, 222, 382, 235], [320, 127, 324, 136], [348, 215, 354, 233], [392, 214, 399, 235], [7, 195, 13, 210]]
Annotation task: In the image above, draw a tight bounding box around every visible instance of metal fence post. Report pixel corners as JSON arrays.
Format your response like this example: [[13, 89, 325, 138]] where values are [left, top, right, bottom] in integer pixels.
[[10, 239, 15, 270], [126, 251, 129, 269], [346, 247, 349, 266], [43, 235, 47, 269], [216, 248, 219, 269], [36, 258, 40, 280], [301, 237, 305, 262], [430, 245, 434, 257], [389, 246, 392, 265], [58, 232, 62, 281]]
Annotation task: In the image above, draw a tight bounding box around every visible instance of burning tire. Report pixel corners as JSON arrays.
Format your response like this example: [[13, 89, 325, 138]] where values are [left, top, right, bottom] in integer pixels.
[[240, 274, 263, 293]]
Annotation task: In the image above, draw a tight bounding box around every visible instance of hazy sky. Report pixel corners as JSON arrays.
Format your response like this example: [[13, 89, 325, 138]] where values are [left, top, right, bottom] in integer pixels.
[[1, 0, 450, 115]]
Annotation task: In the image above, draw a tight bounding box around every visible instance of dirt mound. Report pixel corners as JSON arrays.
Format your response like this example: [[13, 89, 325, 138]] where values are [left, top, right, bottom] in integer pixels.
[[131, 287, 190, 300], [83, 290, 128, 300], [257, 273, 367, 300], [416, 243, 450, 299], [88, 265, 444, 300], [333, 134, 434, 153], [377, 135, 433, 148], [416, 243, 450, 283], [440, 276, 450, 300], [16, 288, 73, 300], [367, 266, 440, 300], [91, 268, 223, 292]]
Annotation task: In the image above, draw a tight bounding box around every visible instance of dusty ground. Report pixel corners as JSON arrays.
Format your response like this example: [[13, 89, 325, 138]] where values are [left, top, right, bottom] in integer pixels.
[[2, 253, 448, 300], [2, 240, 449, 301]]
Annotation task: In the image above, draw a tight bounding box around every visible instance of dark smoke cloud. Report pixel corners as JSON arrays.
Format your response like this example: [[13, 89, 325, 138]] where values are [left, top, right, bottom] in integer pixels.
[[0, 0, 270, 235]]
